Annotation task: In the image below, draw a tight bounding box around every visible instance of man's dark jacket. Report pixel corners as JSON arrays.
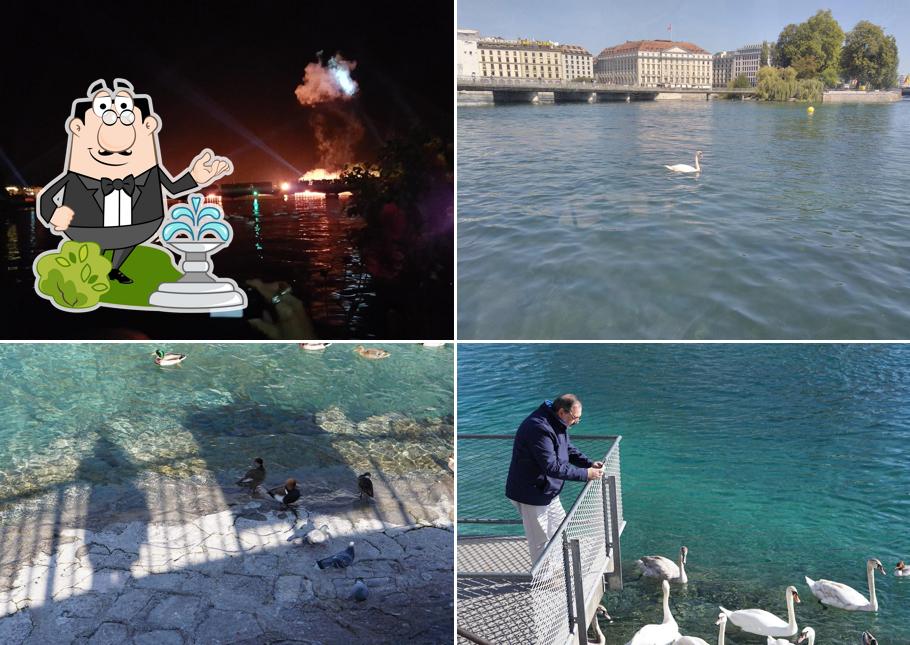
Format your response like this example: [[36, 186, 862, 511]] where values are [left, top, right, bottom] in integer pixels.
[[37, 167, 197, 229], [505, 401, 593, 506]]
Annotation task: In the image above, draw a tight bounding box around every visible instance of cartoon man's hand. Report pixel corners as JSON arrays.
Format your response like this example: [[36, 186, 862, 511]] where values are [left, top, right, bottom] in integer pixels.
[[190, 149, 233, 187], [50, 205, 75, 232]]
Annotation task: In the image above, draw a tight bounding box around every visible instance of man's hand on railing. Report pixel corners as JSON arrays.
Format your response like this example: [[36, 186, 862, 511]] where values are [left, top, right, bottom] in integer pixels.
[[592, 461, 604, 469], [587, 466, 604, 480]]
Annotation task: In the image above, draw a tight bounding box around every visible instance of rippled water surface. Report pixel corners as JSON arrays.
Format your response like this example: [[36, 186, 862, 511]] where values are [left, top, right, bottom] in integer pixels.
[[0, 343, 453, 511], [458, 344, 910, 642], [458, 99, 910, 339]]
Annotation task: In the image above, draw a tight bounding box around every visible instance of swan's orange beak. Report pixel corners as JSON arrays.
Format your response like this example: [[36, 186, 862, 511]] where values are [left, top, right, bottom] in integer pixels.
[[792, 591, 801, 603]]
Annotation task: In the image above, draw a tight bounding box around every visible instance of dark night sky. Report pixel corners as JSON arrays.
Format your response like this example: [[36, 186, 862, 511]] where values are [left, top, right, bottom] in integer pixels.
[[0, 1, 452, 185]]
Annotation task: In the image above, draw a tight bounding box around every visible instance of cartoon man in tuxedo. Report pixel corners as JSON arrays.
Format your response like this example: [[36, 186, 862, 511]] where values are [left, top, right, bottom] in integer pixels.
[[37, 78, 232, 284]]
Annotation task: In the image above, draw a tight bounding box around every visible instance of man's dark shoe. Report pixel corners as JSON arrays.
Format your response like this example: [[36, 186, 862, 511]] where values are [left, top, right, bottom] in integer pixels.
[[108, 269, 133, 284]]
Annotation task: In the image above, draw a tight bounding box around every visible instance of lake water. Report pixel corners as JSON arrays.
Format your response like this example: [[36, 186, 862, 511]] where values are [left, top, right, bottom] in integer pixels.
[[458, 99, 910, 339], [457, 344, 910, 643], [0, 343, 453, 520]]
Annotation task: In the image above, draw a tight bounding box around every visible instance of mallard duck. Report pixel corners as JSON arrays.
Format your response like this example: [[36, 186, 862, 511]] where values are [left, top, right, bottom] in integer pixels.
[[358, 472, 374, 499], [236, 457, 266, 488], [354, 345, 390, 359], [895, 560, 910, 577], [316, 541, 355, 569], [305, 524, 331, 545], [862, 631, 878, 645], [300, 343, 332, 351], [154, 350, 186, 366], [265, 478, 301, 506]]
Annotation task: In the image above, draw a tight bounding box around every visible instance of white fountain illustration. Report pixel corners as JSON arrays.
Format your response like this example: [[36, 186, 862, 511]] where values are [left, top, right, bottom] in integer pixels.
[[148, 194, 247, 311]]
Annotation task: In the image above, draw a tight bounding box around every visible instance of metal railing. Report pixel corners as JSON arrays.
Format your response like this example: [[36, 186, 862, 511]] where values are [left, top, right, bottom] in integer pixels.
[[457, 434, 624, 645], [456, 76, 753, 94]]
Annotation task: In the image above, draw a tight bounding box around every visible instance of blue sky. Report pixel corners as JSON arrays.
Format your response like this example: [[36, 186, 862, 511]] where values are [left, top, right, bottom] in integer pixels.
[[458, 0, 908, 73]]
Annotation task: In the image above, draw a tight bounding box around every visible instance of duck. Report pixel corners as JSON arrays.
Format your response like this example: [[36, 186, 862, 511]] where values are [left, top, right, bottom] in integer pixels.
[[795, 627, 816, 645], [719, 585, 800, 638], [236, 457, 266, 488], [316, 541, 355, 569], [674, 613, 726, 645], [300, 343, 332, 351], [354, 345, 390, 359], [305, 524, 331, 545], [636, 546, 688, 583], [625, 579, 680, 645], [895, 560, 910, 576], [805, 558, 886, 611], [358, 472, 374, 500], [665, 151, 703, 174], [264, 478, 301, 506], [862, 631, 878, 645], [154, 350, 186, 366]]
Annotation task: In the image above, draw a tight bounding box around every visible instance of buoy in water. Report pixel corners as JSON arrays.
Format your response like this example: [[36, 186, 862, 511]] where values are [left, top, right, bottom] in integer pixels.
[[807, 106, 815, 114]]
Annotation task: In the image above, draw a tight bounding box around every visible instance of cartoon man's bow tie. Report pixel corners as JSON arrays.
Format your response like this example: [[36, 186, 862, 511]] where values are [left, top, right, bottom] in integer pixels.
[[100, 175, 136, 196]]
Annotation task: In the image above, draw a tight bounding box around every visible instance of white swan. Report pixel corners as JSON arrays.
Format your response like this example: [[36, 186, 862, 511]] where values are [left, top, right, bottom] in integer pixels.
[[674, 613, 727, 645], [665, 151, 703, 174], [768, 626, 814, 645], [797, 627, 816, 645], [636, 546, 688, 583], [895, 560, 910, 577], [625, 579, 680, 645], [719, 585, 800, 637], [805, 558, 886, 611], [588, 605, 611, 645]]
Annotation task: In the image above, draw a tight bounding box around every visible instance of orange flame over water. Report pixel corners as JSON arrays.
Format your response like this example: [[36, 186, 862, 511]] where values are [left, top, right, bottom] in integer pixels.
[[300, 168, 341, 181]]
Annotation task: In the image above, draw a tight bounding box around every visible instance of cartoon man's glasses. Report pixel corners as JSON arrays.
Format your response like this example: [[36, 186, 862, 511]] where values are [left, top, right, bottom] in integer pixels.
[[92, 95, 135, 126]]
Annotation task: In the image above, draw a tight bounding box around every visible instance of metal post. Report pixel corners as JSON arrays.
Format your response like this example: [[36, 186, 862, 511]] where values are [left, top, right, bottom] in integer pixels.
[[561, 532, 576, 634], [600, 477, 611, 563], [606, 476, 623, 590], [570, 538, 587, 645]]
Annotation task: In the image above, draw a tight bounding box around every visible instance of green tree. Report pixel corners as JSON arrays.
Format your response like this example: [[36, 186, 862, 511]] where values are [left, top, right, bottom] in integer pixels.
[[756, 66, 822, 102], [774, 10, 844, 86], [730, 74, 752, 89], [760, 41, 770, 67], [840, 20, 899, 89]]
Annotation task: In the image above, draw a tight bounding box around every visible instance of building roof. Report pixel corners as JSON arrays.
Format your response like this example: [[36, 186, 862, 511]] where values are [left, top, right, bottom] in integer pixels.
[[597, 40, 709, 57], [560, 44, 593, 56], [478, 37, 560, 52]]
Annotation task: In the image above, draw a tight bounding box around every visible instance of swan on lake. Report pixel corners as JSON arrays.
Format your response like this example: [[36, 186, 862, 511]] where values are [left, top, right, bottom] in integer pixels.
[[625, 579, 680, 645], [635, 546, 688, 583], [665, 151, 703, 174], [719, 585, 800, 638], [805, 558, 886, 611]]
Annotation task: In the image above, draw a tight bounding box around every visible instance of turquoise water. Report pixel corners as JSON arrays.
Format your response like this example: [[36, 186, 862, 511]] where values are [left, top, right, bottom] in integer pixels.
[[458, 344, 910, 643], [0, 343, 453, 510], [458, 100, 910, 339]]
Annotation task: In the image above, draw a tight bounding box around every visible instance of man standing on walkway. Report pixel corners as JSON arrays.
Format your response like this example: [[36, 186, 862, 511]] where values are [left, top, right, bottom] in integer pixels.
[[506, 394, 603, 564]]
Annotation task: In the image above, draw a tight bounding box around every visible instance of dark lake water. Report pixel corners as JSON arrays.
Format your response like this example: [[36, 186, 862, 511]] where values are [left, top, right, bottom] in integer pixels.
[[458, 99, 910, 339], [1, 192, 450, 339]]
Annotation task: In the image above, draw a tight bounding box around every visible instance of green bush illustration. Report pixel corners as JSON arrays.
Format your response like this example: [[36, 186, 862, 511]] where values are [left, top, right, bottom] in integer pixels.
[[35, 241, 112, 309]]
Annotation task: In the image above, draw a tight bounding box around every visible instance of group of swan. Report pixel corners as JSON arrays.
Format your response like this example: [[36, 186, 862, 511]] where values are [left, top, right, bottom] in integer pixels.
[[624, 550, 888, 644]]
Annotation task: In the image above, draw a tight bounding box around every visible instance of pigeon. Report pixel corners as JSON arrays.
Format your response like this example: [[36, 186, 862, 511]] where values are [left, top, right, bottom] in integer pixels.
[[305, 524, 331, 545], [358, 472, 374, 500], [236, 458, 266, 488], [349, 578, 369, 602], [316, 541, 355, 569], [265, 478, 301, 506]]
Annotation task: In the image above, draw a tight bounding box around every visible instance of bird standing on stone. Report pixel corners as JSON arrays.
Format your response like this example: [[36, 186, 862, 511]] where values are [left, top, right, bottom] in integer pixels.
[[316, 541, 355, 569], [358, 472, 374, 500], [349, 578, 369, 602], [265, 478, 301, 506], [305, 524, 331, 545], [236, 457, 266, 488]]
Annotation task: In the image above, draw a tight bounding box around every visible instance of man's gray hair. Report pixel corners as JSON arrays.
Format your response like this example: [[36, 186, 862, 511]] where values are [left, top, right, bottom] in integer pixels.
[[552, 394, 580, 412]]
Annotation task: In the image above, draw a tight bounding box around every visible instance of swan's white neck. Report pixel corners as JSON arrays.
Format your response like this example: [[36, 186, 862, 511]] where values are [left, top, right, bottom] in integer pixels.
[[784, 590, 797, 631], [867, 564, 878, 611], [678, 552, 687, 583], [717, 620, 726, 645], [694, 154, 700, 172], [661, 584, 674, 625]]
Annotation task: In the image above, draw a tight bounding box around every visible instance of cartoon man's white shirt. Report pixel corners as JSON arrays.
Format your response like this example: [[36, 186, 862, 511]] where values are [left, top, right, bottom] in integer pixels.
[[103, 188, 132, 226]]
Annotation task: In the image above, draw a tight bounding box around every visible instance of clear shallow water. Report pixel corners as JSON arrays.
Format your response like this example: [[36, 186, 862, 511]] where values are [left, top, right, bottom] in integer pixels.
[[457, 344, 910, 643], [0, 343, 453, 511], [458, 100, 910, 339]]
